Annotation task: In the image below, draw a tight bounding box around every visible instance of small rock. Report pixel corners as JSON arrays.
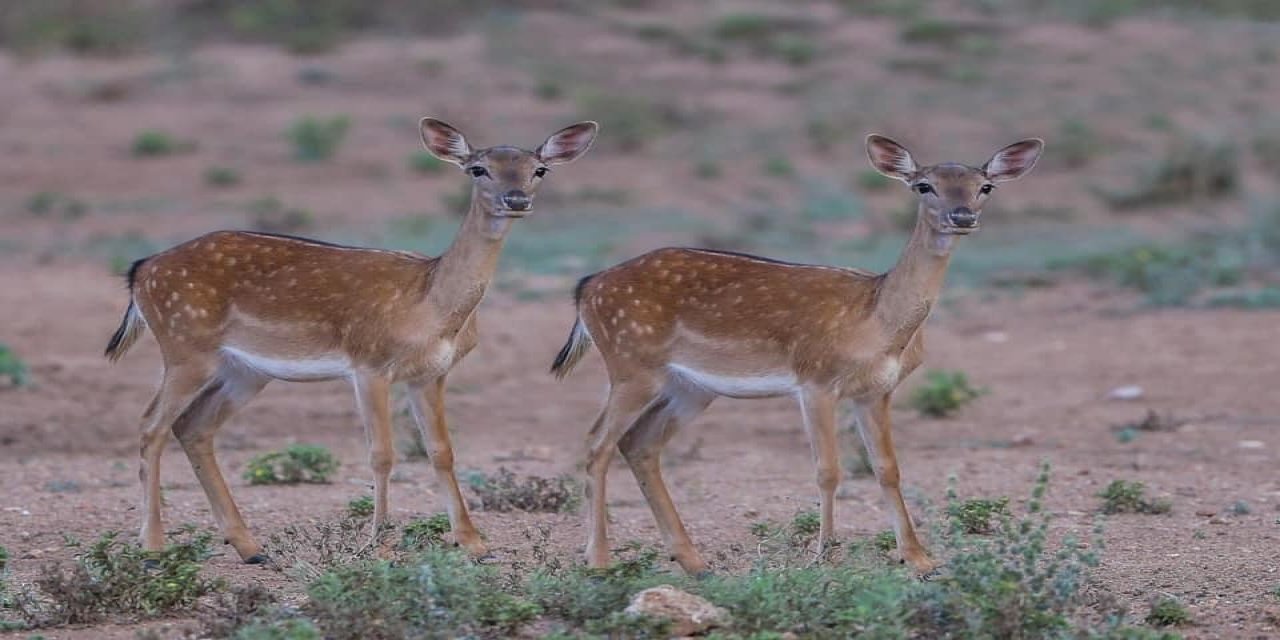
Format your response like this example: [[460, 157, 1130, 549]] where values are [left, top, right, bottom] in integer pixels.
[[1238, 440, 1265, 450], [624, 585, 729, 636], [1209, 516, 1229, 525], [742, 508, 758, 518], [1106, 385, 1144, 401], [1009, 432, 1035, 447], [1195, 509, 1217, 517], [981, 331, 1008, 343]]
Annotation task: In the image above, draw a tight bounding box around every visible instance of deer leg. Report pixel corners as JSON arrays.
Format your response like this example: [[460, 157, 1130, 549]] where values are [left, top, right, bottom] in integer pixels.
[[617, 386, 714, 575], [582, 379, 662, 568], [138, 363, 215, 553], [170, 365, 270, 562], [853, 394, 936, 574], [353, 373, 395, 543], [407, 376, 485, 554], [798, 387, 842, 557]]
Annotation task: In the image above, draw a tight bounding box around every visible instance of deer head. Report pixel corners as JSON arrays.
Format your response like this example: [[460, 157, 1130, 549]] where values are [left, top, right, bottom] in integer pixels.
[[420, 118, 598, 219], [867, 135, 1044, 235]]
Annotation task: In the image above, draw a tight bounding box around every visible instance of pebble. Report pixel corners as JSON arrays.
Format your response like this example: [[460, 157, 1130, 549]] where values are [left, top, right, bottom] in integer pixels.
[[1106, 385, 1144, 400], [1238, 440, 1264, 449], [1209, 516, 1229, 525], [1195, 509, 1217, 517], [982, 331, 1008, 343]]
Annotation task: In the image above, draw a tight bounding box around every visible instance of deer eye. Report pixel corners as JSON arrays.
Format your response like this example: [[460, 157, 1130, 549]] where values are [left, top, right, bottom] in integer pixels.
[[979, 184, 995, 195], [533, 167, 549, 178], [467, 166, 489, 178], [914, 183, 934, 195]]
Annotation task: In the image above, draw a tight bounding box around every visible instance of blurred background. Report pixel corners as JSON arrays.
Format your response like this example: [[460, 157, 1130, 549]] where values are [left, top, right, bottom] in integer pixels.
[[0, 0, 1278, 304]]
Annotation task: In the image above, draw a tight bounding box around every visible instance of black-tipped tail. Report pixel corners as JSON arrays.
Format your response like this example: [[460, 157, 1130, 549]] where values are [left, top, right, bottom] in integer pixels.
[[105, 258, 149, 362], [550, 317, 592, 379]]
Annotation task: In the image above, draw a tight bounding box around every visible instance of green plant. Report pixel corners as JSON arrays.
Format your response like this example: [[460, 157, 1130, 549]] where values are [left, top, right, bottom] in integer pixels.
[[205, 166, 242, 187], [465, 468, 580, 513], [908, 370, 985, 417], [407, 151, 449, 175], [947, 497, 1010, 534], [1097, 480, 1171, 514], [1145, 597, 1191, 626], [399, 514, 452, 551], [305, 550, 538, 639], [527, 543, 670, 631], [762, 154, 794, 177], [1227, 500, 1251, 515], [346, 496, 374, 518], [0, 344, 29, 387], [287, 115, 351, 162], [11, 529, 221, 627], [131, 130, 193, 157], [244, 444, 339, 485], [247, 196, 314, 233], [873, 529, 897, 551]]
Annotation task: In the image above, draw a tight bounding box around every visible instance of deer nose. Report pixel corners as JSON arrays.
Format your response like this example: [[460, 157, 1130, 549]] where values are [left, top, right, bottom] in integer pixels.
[[502, 190, 531, 211], [948, 208, 978, 228]]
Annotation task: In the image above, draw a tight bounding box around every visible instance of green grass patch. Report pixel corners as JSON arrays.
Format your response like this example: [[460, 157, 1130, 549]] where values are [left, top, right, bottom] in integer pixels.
[[948, 497, 1010, 534], [1145, 597, 1192, 627], [908, 370, 985, 418], [131, 130, 195, 157], [1098, 480, 1172, 515], [0, 344, 29, 387], [244, 444, 339, 485], [346, 496, 374, 518], [288, 115, 351, 162]]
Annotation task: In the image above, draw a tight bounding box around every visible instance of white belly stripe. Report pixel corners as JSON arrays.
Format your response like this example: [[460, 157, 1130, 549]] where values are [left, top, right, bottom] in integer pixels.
[[222, 346, 352, 381], [667, 363, 797, 398]]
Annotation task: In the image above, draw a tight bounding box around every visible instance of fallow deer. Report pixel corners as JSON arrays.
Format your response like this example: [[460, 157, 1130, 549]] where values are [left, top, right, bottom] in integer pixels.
[[105, 118, 598, 563], [551, 134, 1043, 574]]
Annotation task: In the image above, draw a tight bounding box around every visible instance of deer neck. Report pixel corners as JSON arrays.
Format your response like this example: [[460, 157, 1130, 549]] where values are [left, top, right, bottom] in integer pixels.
[[422, 189, 512, 331], [873, 204, 956, 342]]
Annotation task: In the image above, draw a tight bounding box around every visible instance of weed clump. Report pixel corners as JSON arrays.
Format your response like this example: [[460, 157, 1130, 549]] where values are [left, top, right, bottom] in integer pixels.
[[131, 130, 194, 157], [244, 444, 339, 485], [346, 496, 374, 518], [204, 166, 242, 187], [466, 468, 580, 513], [1098, 480, 1172, 514], [908, 370, 985, 417], [11, 529, 221, 627], [948, 497, 1010, 534], [1101, 133, 1238, 209], [399, 514, 452, 551], [0, 345, 29, 387], [288, 115, 350, 162], [1145, 597, 1191, 626]]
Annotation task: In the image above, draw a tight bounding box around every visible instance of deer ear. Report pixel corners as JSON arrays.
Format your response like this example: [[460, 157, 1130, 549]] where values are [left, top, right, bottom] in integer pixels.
[[537, 121, 598, 165], [420, 118, 472, 167], [866, 134, 918, 183], [983, 139, 1044, 182]]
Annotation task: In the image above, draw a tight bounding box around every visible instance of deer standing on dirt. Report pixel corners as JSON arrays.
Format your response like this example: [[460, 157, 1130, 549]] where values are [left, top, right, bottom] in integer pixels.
[[551, 135, 1043, 574], [105, 118, 598, 563]]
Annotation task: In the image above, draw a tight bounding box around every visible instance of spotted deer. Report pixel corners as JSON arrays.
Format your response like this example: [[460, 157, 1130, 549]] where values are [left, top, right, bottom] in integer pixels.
[[105, 118, 598, 563], [551, 134, 1043, 574]]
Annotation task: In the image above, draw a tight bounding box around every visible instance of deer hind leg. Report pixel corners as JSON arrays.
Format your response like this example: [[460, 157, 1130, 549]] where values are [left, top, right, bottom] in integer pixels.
[[407, 376, 485, 555], [582, 378, 662, 568], [170, 362, 270, 562], [798, 387, 842, 558], [617, 384, 714, 575], [138, 362, 216, 553], [853, 394, 936, 574]]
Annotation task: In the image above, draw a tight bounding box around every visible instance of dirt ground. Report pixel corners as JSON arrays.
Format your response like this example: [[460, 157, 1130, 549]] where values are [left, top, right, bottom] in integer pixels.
[[2, 3, 1280, 638]]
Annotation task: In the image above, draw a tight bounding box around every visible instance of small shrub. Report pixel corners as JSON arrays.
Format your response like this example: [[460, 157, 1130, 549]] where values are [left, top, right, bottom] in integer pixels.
[[1055, 238, 1246, 306], [288, 115, 351, 162], [0, 344, 29, 387], [407, 151, 449, 175], [199, 583, 279, 639], [244, 444, 339, 485], [1145, 597, 1191, 626], [12, 529, 221, 627], [205, 166, 242, 187], [527, 543, 669, 630], [248, 196, 315, 233], [1097, 480, 1171, 514], [466, 468, 580, 513], [267, 517, 387, 582], [1227, 500, 1250, 515], [346, 496, 374, 518], [131, 130, 194, 157], [873, 529, 897, 552], [1102, 133, 1238, 209], [399, 514, 451, 551], [908, 370, 985, 418], [762, 154, 794, 177], [306, 550, 538, 640], [948, 497, 1010, 534]]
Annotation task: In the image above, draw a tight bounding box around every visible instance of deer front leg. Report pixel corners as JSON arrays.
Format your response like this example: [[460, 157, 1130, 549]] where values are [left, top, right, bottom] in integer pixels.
[[853, 394, 936, 574], [798, 386, 842, 557], [407, 377, 485, 555], [353, 373, 395, 540]]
